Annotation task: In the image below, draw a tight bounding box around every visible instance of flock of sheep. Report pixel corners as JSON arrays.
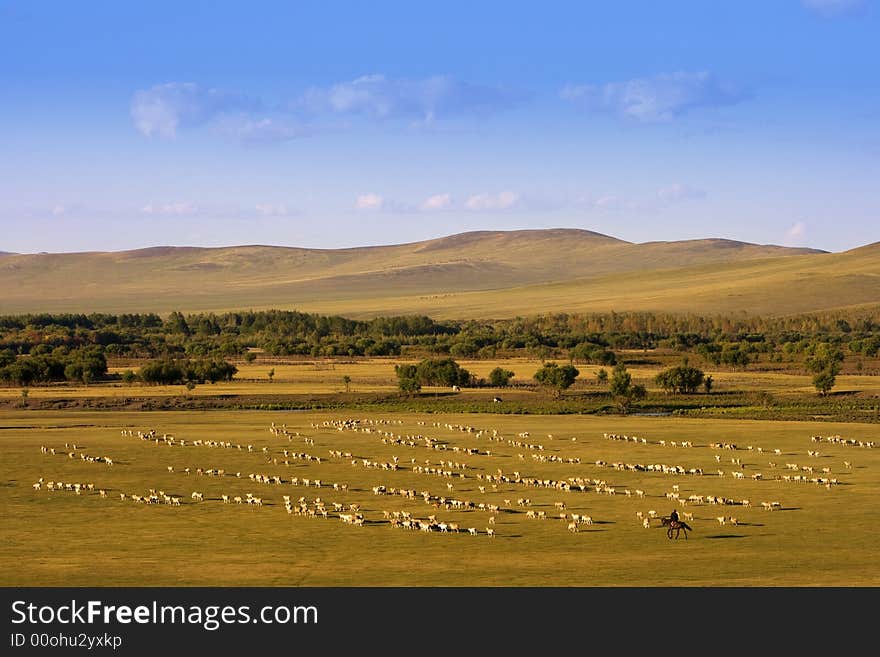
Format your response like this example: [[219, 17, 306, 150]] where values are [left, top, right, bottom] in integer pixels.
[[30, 418, 870, 541]]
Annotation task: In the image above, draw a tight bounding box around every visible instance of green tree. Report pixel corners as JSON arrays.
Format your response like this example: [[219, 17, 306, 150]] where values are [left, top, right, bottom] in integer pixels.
[[533, 362, 579, 398], [609, 363, 646, 413], [394, 363, 417, 381], [397, 376, 421, 396], [342, 375, 352, 393], [720, 344, 751, 370], [267, 368, 275, 383], [703, 374, 714, 394], [596, 368, 608, 385], [569, 343, 616, 366], [488, 367, 515, 387], [609, 362, 632, 397], [805, 343, 844, 396], [655, 364, 705, 394], [139, 359, 185, 385], [812, 369, 837, 396], [415, 358, 473, 387], [244, 351, 257, 363]]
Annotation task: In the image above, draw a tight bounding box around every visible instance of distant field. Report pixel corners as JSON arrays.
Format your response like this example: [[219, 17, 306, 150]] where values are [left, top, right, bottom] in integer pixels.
[[4, 357, 880, 400], [2, 409, 877, 586], [1, 229, 876, 317]]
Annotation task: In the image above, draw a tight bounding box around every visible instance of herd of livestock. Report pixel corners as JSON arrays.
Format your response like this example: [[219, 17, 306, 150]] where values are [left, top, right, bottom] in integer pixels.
[[30, 417, 873, 539]]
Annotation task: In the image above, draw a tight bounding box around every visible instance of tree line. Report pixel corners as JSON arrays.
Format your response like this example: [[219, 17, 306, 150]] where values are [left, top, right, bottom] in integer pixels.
[[0, 308, 875, 390]]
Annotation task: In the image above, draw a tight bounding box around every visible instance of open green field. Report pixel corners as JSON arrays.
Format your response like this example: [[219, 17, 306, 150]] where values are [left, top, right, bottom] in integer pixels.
[[3, 409, 877, 586], [2, 355, 879, 397], [0, 356, 880, 422]]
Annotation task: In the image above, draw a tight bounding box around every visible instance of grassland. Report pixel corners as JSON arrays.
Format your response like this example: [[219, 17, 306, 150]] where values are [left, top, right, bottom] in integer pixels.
[[2, 225, 878, 589], [2, 409, 877, 587], [4, 357, 879, 425], [2, 229, 877, 317]]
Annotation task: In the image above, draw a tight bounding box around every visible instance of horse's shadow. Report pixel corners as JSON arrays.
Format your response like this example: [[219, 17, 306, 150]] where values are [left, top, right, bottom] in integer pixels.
[[706, 534, 746, 539]]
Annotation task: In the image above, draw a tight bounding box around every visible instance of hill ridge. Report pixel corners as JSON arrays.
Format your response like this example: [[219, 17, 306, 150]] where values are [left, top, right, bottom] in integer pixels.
[[0, 228, 873, 317]]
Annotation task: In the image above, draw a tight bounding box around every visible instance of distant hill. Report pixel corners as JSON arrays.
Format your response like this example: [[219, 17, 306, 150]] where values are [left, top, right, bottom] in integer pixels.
[[0, 228, 875, 318]]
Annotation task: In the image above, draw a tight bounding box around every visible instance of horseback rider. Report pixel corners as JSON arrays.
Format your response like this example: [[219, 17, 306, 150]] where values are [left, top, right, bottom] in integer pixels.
[[669, 508, 679, 524]]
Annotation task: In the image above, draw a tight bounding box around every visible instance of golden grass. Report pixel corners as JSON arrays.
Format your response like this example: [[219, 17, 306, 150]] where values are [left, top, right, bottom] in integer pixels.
[[1, 230, 874, 317], [2, 409, 878, 586], [3, 357, 880, 400]]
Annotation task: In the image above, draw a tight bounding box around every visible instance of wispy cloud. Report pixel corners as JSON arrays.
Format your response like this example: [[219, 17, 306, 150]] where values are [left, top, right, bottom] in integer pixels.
[[132, 75, 524, 142], [572, 183, 707, 214], [419, 193, 453, 211], [464, 191, 522, 211], [784, 221, 807, 245], [802, 0, 866, 17], [214, 116, 311, 145], [561, 71, 746, 122], [131, 83, 259, 138], [656, 183, 707, 203], [354, 193, 384, 211], [352, 190, 533, 213], [297, 74, 525, 124], [141, 202, 199, 216], [254, 203, 292, 217]]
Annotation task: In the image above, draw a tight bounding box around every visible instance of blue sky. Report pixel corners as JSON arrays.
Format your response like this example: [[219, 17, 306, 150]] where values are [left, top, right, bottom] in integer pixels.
[[1, 0, 878, 253]]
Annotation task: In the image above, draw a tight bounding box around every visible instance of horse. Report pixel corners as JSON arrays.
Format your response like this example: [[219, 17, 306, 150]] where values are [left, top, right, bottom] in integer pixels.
[[661, 516, 693, 540]]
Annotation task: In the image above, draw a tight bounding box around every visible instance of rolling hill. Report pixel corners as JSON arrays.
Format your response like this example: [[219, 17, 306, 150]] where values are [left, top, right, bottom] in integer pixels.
[[0, 229, 877, 318]]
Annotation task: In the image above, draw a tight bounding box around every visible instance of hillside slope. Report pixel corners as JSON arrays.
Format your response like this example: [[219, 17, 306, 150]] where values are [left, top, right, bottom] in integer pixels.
[[1, 228, 873, 318]]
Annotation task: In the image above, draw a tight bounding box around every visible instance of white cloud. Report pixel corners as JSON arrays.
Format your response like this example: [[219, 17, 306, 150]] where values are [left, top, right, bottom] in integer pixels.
[[657, 183, 707, 202], [593, 195, 620, 209], [561, 71, 745, 122], [802, 0, 866, 17], [214, 116, 310, 144], [51, 205, 66, 216], [131, 82, 259, 138], [355, 193, 384, 210], [141, 202, 199, 216], [254, 204, 290, 217], [419, 193, 453, 211], [784, 221, 807, 244], [299, 74, 524, 123], [133, 75, 523, 143], [464, 191, 521, 211]]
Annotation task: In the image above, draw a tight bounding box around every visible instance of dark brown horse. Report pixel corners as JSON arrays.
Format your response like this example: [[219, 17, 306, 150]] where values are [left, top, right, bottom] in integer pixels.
[[661, 517, 693, 540]]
